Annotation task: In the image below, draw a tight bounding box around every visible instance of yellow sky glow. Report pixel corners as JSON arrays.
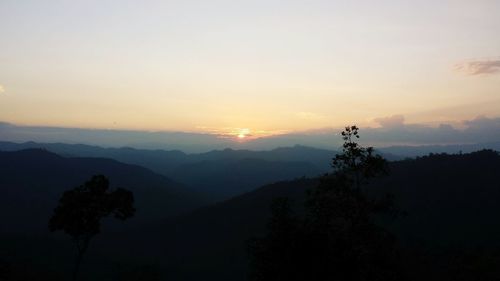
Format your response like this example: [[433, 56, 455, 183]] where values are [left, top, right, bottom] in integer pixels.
[[0, 1, 499, 139]]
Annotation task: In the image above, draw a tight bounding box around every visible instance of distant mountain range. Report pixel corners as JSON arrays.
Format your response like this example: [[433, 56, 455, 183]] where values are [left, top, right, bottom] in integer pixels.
[[0, 149, 206, 234], [378, 142, 500, 158], [0, 142, 335, 199], [0, 140, 335, 168], [1, 140, 499, 200]]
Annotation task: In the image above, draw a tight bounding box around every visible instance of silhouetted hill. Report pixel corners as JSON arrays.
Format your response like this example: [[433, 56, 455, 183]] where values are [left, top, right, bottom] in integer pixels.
[[194, 145, 333, 168], [137, 150, 500, 281], [100, 178, 318, 281], [379, 142, 500, 158], [0, 141, 189, 173], [171, 158, 321, 197], [0, 142, 332, 199], [0, 149, 205, 234], [2, 149, 500, 280], [371, 150, 500, 246]]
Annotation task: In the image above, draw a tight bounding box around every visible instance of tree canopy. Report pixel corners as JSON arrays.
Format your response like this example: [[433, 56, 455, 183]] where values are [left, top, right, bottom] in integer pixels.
[[49, 175, 135, 281], [248, 126, 401, 281]]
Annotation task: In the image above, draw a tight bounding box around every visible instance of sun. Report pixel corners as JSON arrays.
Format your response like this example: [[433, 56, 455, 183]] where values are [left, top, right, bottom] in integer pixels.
[[236, 128, 250, 140]]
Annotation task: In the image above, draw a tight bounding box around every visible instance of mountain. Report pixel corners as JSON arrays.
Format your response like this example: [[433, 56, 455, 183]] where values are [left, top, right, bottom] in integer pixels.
[[3, 149, 500, 280], [0, 142, 333, 199], [3, 140, 499, 201], [0, 141, 189, 172], [194, 145, 333, 168], [0, 149, 205, 234], [170, 158, 321, 198], [378, 142, 500, 158], [371, 150, 500, 246], [133, 150, 500, 281]]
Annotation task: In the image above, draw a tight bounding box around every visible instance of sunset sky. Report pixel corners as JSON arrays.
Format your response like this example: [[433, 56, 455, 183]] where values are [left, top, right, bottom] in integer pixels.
[[1, 0, 499, 140]]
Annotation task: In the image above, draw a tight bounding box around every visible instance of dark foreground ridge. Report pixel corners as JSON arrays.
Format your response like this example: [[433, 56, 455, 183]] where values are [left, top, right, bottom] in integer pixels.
[[1, 148, 500, 280]]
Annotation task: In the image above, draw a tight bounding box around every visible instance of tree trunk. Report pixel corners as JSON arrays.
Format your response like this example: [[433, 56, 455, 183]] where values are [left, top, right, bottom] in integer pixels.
[[72, 238, 89, 281], [72, 251, 84, 281]]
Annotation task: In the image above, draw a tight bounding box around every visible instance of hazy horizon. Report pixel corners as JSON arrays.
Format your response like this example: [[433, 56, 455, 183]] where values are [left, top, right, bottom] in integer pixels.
[[2, 114, 500, 152]]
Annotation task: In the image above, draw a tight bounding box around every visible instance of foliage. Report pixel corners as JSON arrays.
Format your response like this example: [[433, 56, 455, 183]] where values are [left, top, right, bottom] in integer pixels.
[[248, 126, 401, 281], [49, 175, 135, 281], [332, 125, 387, 186], [247, 198, 302, 281]]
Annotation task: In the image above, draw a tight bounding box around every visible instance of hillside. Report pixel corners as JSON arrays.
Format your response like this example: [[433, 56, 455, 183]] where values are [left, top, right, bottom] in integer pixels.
[[3, 148, 500, 280], [0, 142, 332, 198], [0, 149, 205, 234], [138, 150, 500, 281]]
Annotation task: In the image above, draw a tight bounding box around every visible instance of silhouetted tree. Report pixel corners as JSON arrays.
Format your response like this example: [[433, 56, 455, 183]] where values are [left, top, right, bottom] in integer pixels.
[[249, 126, 401, 281], [331, 125, 387, 187], [248, 198, 302, 281], [49, 175, 135, 281]]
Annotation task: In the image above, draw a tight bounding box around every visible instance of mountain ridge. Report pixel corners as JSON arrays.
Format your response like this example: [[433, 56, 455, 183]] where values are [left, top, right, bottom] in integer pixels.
[[131, 149, 500, 281], [0, 149, 206, 234]]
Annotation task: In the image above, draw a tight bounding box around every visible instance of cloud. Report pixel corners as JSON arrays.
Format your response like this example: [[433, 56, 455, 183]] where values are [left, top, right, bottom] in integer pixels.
[[373, 115, 405, 128], [0, 84, 5, 94], [463, 115, 500, 132], [454, 59, 500, 75], [363, 116, 500, 146]]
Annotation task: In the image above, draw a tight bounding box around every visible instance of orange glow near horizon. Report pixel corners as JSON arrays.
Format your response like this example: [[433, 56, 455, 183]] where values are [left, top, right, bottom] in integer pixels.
[[196, 126, 282, 140], [235, 128, 251, 140]]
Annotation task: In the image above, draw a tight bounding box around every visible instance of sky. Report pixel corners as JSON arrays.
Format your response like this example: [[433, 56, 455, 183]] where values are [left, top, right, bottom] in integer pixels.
[[1, 0, 500, 141]]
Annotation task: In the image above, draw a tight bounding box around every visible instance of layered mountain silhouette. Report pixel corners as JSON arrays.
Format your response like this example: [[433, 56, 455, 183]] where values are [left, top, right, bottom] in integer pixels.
[[0, 142, 334, 199], [2, 146, 500, 280], [0, 149, 205, 233], [130, 150, 500, 281]]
